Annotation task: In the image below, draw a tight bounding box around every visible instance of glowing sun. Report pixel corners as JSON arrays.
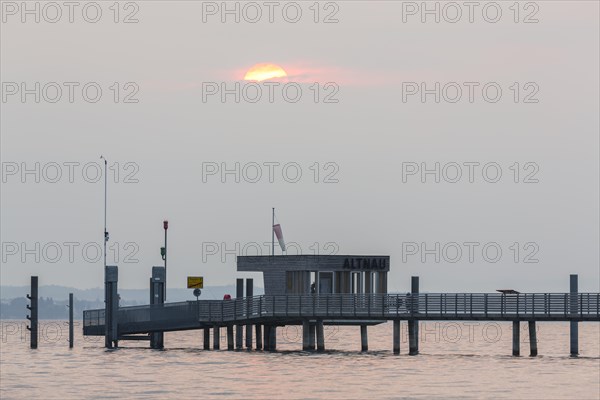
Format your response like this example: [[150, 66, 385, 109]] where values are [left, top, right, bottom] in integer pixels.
[[244, 63, 288, 82]]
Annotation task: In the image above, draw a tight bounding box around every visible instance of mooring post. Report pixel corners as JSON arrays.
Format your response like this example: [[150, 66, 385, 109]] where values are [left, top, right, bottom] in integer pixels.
[[227, 325, 234, 350], [570, 274, 579, 357], [68, 293, 74, 349], [255, 324, 262, 350], [316, 320, 325, 352], [302, 320, 310, 350], [236, 278, 244, 349], [213, 326, 220, 350], [360, 325, 368, 352], [203, 327, 210, 350], [393, 320, 400, 355], [512, 321, 520, 356], [26, 276, 38, 349], [528, 321, 537, 357], [104, 266, 118, 349], [245, 279, 253, 349], [150, 267, 165, 349], [409, 276, 419, 355]]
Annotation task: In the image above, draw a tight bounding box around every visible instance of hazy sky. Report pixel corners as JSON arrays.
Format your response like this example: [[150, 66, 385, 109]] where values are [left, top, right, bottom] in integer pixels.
[[1, 1, 598, 293]]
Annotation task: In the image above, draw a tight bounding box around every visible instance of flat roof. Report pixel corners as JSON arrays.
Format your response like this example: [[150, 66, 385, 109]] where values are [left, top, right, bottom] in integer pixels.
[[237, 255, 390, 272]]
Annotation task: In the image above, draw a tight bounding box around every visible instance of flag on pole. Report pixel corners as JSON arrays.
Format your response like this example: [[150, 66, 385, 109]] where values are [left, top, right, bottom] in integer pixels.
[[273, 224, 286, 251]]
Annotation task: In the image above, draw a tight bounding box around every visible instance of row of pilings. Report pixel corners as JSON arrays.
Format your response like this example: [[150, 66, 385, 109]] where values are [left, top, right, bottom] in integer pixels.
[[192, 277, 417, 354], [25, 276, 75, 349], [26, 270, 583, 357], [174, 275, 581, 357]]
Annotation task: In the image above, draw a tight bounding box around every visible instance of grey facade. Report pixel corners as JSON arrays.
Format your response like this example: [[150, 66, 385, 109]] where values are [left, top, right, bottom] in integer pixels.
[[237, 255, 390, 295]]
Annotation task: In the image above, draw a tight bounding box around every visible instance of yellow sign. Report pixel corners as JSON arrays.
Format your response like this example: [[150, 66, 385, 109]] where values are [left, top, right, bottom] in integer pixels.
[[187, 276, 203, 289]]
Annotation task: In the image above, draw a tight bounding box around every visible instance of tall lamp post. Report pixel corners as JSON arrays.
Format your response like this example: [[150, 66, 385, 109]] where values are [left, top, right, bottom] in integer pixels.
[[161, 220, 168, 300]]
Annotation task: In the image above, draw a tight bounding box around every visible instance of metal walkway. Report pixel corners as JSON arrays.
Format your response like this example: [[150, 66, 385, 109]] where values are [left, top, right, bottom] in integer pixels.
[[83, 292, 600, 336]]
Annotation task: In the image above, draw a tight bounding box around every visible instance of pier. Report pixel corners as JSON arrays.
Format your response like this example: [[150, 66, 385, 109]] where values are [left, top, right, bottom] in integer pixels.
[[82, 255, 599, 356]]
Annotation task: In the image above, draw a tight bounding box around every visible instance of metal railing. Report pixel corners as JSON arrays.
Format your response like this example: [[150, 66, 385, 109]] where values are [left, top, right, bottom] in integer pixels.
[[83, 293, 600, 331]]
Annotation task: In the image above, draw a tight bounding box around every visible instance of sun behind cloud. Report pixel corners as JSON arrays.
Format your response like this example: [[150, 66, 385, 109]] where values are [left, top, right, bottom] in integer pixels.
[[244, 63, 288, 82]]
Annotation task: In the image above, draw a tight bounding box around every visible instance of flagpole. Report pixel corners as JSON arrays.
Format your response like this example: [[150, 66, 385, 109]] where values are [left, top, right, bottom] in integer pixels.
[[100, 156, 108, 269], [272, 207, 275, 257]]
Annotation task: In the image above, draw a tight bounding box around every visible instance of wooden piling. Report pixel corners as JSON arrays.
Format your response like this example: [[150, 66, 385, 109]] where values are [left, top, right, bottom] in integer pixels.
[[408, 320, 418, 355], [246, 279, 253, 349], [302, 320, 310, 350], [360, 325, 368, 352], [236, 325, 243, 349], [213, 326, 220, 350], [227, 325, 234, 350], [236, 279, 244, 350], [203, 327, 210, 350], [528, 321, 537, 357], [316, 320, 325, 352], [269, 325, 277, 351], [308, 323, 316, 350], [68, 293, 74, 349], [570, 274, 579, 357], [264, 325, 270, 350], [410, 276, 419, 355], [255, 324, 262, 350], [26, 276, 38, 349], [245, 325, 253, 350], [393, 320, 400, 355], [512, 321, 520, 356]]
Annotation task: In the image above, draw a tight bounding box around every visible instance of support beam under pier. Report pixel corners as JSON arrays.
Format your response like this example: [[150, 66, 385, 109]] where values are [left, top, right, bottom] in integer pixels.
[[264, 325, 276, 351], [360, 325, 368, 352], [227, 325, 234, 350], [245, 324, 253, 350], [235, 279, 243, 350], [246, 279, 253, 350], [316, 320, 325, 352], [393, 320, 400, 355], [410, 276, 419, 355], [512, 321, 520, 356], [213, 326, 220, 350], [302, 320, 310, 351], [528, 321, 537, 357], [255, 324, 262, 350], [203, 328, 210, 350], [264, 325, 270, 350], [408, 320, 418, 355], [308, 323, 316, 350], [236, 325, 243, 350], [269, 326, 277, 351]]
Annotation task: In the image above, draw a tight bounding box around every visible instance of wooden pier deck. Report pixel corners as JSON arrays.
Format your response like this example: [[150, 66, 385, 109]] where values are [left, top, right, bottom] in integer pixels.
[[83, 292, 600, 336]]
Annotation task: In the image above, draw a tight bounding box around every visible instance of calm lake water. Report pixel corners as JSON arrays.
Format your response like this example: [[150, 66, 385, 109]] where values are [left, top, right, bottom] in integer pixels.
[[1, 320, 599, 399]]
